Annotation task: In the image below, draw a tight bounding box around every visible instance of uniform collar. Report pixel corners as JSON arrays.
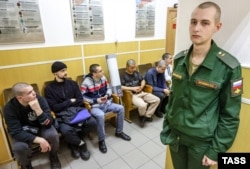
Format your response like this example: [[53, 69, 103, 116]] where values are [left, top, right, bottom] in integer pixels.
[[181, 40, 220, 70]]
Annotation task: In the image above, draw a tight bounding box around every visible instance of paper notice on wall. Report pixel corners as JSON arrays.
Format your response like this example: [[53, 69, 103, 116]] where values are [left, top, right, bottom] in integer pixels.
[[135, 0, 155, 37], [0, 0, 45, 44], [70, 0, 104, 41]]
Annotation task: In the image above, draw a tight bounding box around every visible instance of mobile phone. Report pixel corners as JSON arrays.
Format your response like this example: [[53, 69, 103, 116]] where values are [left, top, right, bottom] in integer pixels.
[[101, 97, 106, 101]]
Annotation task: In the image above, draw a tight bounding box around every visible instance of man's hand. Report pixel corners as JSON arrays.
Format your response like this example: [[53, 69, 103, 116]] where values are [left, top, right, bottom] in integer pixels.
[[202, 155, 217, 166], [97, 95, 108, 103], [28, 99, 43, 116], [133, 86, 142, 93], [33, 137, 51, 153], [163, 89, 170, 96]]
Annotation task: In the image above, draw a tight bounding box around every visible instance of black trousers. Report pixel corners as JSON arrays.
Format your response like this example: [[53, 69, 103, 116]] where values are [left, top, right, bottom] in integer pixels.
[[152, 91, 168, 113], [59, 116, 96, 146], [12, 126, 59, 166]]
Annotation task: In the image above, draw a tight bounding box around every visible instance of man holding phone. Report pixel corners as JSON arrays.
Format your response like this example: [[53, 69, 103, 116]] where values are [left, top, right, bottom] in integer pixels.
[[81, 64, 131, 154]]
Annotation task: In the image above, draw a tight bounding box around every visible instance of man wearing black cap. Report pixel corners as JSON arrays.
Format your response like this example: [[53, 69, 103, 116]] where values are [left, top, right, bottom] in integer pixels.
[[44, 61, 97, 161]]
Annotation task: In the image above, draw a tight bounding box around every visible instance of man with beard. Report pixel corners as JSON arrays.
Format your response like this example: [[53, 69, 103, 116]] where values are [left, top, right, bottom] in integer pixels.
[[44, 61, 96, 161]]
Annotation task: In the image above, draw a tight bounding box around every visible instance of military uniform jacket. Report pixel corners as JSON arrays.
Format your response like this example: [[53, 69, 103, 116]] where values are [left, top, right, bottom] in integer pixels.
[[161, 41, 242, 160]]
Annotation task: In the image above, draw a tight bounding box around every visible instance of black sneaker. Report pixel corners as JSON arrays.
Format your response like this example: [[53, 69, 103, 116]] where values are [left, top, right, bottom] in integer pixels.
[[139, 116, 146, 127], [69, 144, 80, 159], [79, 143, 90, 160], [115, 132, 131, 141], [49, 152, 61, 169], [99, 140, 107, 153], [145, 117, 153, 122], [155, 111, 163, 118], [21, 163, 33, 169]]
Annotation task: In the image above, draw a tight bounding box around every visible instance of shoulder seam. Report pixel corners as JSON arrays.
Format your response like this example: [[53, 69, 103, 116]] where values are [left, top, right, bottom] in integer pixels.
[[174, 50, 188, 60], [216, 50, 240, 69]]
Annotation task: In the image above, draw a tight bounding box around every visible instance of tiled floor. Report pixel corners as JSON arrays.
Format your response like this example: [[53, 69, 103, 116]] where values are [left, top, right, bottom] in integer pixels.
[[0, 113, 167, 169]]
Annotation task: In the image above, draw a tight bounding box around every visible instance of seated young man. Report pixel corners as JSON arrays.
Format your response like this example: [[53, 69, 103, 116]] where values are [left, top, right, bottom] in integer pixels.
[[44, 61, 96, 161], [4, 82, 61, 169], [144, 60, 170, 118], [162, 52, 173, 86], [120, 59, 160, 127], [81, 64, 131, 154]]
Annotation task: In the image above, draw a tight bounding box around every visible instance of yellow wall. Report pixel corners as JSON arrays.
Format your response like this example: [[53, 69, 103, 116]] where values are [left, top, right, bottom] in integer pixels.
[[0, 113, 12, 164], [165, 68, 250, 169], [242, 68, 250, 98], [0, 39, 165, 108]]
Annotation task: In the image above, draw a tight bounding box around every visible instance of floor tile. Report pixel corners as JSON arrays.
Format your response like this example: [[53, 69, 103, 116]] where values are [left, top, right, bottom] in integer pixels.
[[137, 160, 163, 169], [110, 139, 136, 156], [138, 140, 165, 159], [122, 149, 150, 169], [0, 163, 11, 169], [129, 130, 150, 147], [92, 146, 119, 167], [152, 151, 166, 169], [10, 162, 18, 169], [102, 158, 131, 169], [139, 125, 161, 139], [0, 116, 167, 169]]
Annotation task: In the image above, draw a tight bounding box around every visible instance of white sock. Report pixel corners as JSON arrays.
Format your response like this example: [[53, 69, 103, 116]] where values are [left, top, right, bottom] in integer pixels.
[[79, 140, 85, 146]]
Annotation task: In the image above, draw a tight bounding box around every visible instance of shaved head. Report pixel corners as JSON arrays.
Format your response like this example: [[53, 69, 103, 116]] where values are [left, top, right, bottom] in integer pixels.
[[196, 1, 221, 23], [126, 59, 136, 67], [12, 82, 30, 96]]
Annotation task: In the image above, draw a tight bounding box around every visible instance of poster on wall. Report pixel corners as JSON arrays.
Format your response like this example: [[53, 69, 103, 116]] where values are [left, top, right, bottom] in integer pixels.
[[70, 0, 104, 41], [0, 0, 44, 44], [135, 0, 155, 37]]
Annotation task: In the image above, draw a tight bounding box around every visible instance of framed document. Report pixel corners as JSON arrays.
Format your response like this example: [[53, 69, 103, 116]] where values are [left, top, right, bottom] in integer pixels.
[[135, 0, 155, 37], [0, 0, 45, 44], [69, 0, 104, 41]]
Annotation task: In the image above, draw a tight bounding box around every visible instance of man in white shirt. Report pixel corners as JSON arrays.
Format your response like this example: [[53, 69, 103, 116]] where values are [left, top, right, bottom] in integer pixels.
[[162, 53, 173, 86]]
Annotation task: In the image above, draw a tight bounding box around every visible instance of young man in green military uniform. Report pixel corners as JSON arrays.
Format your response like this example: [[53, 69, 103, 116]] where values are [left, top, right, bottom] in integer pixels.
[[160, 2, 242, 169]]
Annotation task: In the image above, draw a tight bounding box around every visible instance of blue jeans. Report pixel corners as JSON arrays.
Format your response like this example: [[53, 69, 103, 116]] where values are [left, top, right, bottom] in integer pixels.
[[91, 102, 124, 141]]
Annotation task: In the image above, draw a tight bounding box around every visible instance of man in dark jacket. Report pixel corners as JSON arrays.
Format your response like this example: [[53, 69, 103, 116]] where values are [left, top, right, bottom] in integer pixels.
[[4, 82, 61, 169], [44, 61, 96, 161]]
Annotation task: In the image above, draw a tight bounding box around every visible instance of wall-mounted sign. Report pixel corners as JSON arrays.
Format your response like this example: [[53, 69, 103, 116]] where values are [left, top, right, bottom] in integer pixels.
[[135, 0, 155, 37], [70, 0, 104, 41], [0, 0, 44, 44]]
